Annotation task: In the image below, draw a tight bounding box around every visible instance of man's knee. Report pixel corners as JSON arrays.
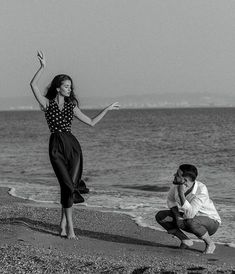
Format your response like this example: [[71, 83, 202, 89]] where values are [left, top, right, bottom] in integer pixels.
[[184, 218, 202, 232], [155, 210, 168, 223], [184, 218, 209, 237], [185, 218, 195, 227], [155, 211, 160, 223]]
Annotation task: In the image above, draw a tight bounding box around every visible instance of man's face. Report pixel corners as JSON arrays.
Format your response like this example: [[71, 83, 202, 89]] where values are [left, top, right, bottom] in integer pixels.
[[173, 169, 186, 185]]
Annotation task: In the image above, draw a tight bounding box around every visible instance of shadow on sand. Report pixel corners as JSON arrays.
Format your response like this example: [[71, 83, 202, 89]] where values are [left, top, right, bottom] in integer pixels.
[[0, 216, 201, 253]]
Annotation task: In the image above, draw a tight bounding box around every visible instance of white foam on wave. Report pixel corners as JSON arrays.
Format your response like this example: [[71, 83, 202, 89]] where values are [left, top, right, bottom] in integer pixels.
[[118, 203, 151, 210], [8, 187, 57, 204], [225, 242, 235, 248], [8, 187, 17, 197], [0, 179, 58, 204]]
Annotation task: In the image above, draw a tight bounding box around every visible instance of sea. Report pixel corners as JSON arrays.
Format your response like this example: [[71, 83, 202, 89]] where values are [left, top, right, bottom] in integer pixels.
[[0, 108, 235, 247]]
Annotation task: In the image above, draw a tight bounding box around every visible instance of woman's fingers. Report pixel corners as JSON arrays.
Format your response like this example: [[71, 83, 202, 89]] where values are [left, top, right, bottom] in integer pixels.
[[37, 50, 43, 59], [111, 102, 120, 109], [36, 50, 46, 67], [37, 51, 42, 59]]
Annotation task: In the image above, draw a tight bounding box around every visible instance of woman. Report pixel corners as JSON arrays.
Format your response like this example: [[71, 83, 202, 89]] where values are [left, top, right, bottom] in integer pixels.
[[30, 51, 119, 239]]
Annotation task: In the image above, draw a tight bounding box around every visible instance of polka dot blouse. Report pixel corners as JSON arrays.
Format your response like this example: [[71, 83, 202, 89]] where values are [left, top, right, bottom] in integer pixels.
[[45, 100, 74, 133]]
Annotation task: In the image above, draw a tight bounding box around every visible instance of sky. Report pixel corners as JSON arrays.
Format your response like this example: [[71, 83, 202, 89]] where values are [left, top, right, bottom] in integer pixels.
[[1, 0, 235, 99]]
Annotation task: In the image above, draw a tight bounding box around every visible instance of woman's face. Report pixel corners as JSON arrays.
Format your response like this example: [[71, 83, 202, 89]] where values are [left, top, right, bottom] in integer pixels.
[[57, 80, 72, 97]]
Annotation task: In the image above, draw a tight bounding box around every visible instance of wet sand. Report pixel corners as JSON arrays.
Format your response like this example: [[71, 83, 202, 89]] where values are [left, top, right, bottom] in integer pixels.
[[0, 187, 234, 273]]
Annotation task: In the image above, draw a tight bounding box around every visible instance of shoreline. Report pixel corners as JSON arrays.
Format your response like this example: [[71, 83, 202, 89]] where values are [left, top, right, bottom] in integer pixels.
[[7, 186, 235, 249], [0, 186, 235, 273]]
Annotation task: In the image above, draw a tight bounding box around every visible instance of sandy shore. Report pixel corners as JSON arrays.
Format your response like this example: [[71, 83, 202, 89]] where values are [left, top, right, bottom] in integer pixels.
[[0, 187, 234, 273]]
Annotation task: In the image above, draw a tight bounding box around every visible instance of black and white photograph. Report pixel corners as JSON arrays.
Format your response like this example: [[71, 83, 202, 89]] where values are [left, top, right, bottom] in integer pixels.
[[0, 0, 235, 273]]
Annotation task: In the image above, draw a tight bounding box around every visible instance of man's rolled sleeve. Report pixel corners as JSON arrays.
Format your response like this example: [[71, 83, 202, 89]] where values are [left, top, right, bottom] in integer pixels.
[[181, 193, 208, 219]]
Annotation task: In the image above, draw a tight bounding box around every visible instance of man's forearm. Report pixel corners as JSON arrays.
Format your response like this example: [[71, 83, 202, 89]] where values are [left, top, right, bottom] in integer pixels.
[[177, 186, 186, 206], [170, 206, 181, 219]]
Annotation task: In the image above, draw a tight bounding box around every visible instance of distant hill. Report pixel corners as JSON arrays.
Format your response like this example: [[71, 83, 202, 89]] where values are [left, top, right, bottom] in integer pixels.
[[0, 93, 235, 110]]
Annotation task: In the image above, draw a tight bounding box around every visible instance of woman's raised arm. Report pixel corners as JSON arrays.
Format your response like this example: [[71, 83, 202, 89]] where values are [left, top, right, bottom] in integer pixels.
[[73, 102, 120, 127], [30, 50, 48, 110]]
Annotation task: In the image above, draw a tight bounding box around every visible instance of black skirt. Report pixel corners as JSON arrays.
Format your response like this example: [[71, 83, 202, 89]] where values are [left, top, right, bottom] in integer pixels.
[[49, 132, 84, 208]]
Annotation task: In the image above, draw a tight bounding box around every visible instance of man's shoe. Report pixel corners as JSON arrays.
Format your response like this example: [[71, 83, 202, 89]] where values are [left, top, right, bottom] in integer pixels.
[[180, 239, 193, 249]]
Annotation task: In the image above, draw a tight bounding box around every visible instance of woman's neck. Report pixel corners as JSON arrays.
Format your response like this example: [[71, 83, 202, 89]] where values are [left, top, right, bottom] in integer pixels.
[[55, 94, 64, 105]]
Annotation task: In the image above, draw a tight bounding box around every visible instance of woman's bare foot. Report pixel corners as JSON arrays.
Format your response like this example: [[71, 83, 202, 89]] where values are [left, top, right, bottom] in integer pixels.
[[204, 242, 216, 254], [67, 232, 79, 240], [60, 227, 67, 237]]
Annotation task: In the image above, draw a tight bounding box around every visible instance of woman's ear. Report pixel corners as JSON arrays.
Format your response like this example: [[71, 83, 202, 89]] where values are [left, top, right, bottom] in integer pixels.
[[56, 88, 60, 93]]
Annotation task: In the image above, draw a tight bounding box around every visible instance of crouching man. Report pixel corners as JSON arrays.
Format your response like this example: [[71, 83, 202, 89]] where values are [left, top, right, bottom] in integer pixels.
[[155, 164, 221, 254]]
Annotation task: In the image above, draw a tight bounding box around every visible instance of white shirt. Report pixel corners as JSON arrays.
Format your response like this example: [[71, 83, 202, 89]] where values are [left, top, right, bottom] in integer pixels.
[[167, 180, 221, 224]]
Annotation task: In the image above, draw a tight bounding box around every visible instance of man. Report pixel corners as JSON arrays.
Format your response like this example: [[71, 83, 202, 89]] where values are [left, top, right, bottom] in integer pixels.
[[155, 164, 221, 254]]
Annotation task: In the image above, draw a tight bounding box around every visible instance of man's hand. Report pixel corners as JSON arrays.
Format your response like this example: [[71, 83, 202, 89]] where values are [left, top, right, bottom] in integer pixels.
[[173, 169, 185, 185], [177, 184, 187, 193], [176, 216, 184, 229]]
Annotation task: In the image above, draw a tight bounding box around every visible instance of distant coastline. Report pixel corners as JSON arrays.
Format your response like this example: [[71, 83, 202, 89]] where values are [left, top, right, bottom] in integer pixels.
[[1, 106, 235, 112], [1, 93, 235, 111]]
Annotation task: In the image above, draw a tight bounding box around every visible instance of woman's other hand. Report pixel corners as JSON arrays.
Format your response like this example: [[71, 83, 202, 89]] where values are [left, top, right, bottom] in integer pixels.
[[107, 102, 120, 110]]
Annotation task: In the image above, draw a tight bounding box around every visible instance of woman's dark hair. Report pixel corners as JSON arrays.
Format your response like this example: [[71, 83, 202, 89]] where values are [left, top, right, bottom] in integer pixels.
[[179, 164, 198, 181], [45, 74, 79, 106]]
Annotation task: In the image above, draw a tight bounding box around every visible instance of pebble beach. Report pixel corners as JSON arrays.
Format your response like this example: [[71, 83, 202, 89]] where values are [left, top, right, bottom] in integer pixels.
[[0, 187, 234, 274]]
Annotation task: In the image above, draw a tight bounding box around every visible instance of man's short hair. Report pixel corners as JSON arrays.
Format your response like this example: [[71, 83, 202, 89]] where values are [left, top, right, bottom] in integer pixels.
[[179, 164, 198, 181]]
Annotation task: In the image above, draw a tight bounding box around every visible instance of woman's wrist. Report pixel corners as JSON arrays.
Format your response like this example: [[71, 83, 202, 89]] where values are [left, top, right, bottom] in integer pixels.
[[105, 106, 110, 112]]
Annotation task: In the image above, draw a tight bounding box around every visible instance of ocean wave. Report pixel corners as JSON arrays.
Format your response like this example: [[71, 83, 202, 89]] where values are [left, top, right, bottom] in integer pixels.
[[118, 203, 151, 210], [225, 243, 235, 248], [114, 184, 170, 192], [8, 187, 58, 204]]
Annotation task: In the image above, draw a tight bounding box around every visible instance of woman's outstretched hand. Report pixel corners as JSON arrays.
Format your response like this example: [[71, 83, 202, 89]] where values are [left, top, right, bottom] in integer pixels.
[[107, 102, 120, 110], [37, 50, 46, 67]]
